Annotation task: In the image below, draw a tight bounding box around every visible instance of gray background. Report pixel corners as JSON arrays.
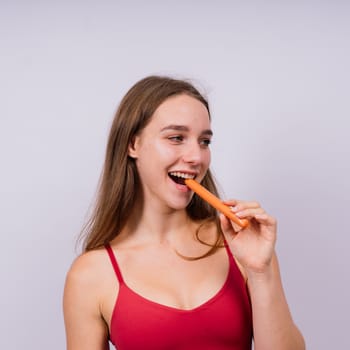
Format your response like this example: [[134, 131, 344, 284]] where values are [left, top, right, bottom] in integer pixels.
[[1, 1, 349, 349]]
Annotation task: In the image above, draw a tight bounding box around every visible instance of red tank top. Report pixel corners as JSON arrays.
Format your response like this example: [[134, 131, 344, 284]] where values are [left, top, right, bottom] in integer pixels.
[[105, 244, 252, 350]]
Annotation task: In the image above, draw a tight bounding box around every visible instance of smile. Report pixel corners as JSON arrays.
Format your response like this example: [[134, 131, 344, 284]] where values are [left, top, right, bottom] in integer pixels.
[[168, 172, 196, 185]]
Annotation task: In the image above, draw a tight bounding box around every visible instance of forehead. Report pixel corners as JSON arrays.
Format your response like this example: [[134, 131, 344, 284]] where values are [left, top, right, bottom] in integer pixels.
[[150, 94, 210, 128]]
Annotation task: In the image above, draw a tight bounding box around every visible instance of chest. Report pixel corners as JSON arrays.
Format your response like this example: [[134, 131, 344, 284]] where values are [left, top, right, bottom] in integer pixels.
[[118, 246, 230, 310], [109, 254, 253, 350]]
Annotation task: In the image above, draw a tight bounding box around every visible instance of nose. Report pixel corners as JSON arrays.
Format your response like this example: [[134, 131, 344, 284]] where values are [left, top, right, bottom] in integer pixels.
[[182, 141, 206, 165]]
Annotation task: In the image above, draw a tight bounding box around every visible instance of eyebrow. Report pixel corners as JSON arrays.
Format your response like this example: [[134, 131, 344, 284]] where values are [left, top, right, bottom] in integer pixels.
[[160, 124, 213, 136]]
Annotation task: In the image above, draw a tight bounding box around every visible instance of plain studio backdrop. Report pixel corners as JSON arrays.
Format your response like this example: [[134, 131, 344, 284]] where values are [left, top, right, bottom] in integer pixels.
[[1, 1, 349, 349]]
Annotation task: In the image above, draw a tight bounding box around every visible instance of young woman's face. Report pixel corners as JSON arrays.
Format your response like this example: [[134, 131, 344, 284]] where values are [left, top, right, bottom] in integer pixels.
[[129, 94, 212, 211]]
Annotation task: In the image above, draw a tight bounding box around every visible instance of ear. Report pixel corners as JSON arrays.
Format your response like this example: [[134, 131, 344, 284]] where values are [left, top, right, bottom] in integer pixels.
[[128, 136, 139, 159]]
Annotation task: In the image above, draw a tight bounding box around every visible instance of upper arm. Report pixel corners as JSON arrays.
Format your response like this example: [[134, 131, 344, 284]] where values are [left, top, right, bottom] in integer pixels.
[[63, 255, 110, 350]]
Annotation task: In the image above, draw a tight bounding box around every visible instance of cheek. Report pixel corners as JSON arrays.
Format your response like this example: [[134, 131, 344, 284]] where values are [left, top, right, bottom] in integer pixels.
[[138, 140, 175, 166], [150, 140, 179, 161], [204, 149, 211, 168]]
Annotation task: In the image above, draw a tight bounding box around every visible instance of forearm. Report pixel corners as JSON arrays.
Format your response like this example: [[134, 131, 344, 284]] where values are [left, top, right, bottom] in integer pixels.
[[247, 255, 305, 350]]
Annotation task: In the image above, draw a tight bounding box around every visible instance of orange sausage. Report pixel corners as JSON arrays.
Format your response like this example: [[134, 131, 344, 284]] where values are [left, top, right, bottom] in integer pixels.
[[185, 178, 249, 228]]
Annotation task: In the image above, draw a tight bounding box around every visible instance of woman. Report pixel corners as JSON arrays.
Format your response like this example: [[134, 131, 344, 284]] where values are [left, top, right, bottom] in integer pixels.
[[63, 76, 305, 349]]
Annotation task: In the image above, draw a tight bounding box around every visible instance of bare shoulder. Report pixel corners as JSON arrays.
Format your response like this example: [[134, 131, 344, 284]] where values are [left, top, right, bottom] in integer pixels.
[[64, 249, 110, 309], [65, 250, 103, 291], [65, 246, 120, 301], [63, 248, 116, 350], [67, 248, 108, 280]]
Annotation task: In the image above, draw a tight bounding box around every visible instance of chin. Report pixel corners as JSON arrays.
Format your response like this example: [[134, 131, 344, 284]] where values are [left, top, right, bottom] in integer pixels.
[[167, 200, 190, 212]]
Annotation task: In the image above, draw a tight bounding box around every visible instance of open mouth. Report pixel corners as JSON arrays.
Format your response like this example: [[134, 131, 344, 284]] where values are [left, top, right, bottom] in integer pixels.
[[168, 172, 196, 185]]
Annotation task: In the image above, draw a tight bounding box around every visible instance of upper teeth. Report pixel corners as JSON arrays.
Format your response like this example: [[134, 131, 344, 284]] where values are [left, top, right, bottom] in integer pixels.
[[169, 172, 195, 179]]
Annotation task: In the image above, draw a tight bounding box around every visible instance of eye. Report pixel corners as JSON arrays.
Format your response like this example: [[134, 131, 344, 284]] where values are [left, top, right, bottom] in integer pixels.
[[168, 135, 184, 143], [200, 138, 211, 147]]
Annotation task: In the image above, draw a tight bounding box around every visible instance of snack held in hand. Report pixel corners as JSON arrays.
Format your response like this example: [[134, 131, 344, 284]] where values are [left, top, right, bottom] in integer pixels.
[[185, 178, 249, 228]]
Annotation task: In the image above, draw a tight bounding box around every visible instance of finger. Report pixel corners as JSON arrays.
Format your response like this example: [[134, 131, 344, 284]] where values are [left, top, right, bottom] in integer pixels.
[[222, 199, 238, 207], [230, 200, 261, 212], [254, 213, 277, 227], [234, 207, 265, 219], [219, 213, 233, 232], [219, 213, 239, 240]]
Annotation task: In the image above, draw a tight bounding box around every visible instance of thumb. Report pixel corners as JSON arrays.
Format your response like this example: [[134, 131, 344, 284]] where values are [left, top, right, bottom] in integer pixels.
[[219, 213, 238, 241]]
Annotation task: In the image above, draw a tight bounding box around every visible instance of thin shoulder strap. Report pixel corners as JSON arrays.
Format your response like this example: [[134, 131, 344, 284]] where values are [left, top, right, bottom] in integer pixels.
[[222, 237, 248, 284], [105, 244, 124, 284], [223, 237, 235, 264]]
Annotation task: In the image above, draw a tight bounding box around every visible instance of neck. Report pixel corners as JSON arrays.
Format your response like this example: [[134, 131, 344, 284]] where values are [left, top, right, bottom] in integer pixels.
[[121, 198, 195, 245]]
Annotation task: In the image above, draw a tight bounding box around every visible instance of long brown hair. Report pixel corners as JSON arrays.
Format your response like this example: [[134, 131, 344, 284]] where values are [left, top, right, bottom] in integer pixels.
[[81, 76, 223, 254]]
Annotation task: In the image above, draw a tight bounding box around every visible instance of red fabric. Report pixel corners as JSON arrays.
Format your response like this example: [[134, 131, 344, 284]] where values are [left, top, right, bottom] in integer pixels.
[[105, 244, 252, 350]]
